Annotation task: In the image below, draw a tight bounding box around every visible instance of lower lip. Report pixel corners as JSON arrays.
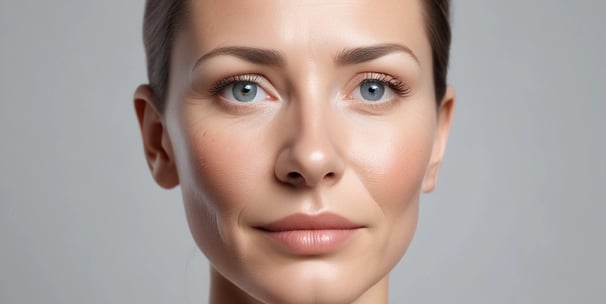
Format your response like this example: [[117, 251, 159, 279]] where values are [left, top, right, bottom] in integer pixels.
[[259, 229, 360, 255]]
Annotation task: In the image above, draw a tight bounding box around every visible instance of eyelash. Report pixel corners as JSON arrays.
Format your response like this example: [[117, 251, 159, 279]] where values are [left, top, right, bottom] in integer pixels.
[[209, 74, 263, 97], [207, 73, 411, 99], [357, 72, 411, 98]]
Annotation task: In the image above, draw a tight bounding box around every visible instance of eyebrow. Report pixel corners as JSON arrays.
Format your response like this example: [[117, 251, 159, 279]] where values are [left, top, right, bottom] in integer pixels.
[[193, 46, 285, 69], [334, 43, 419, 66], [192, 43, 418, 69]]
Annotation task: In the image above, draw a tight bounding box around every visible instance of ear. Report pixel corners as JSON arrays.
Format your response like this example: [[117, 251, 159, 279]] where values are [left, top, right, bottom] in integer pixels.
[[133, 84, 179, 189], [422, 85, 455, 193]]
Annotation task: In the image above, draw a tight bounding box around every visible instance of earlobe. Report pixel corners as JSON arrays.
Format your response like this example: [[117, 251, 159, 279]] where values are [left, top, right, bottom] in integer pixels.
[[422, 85, 455, 193], [134, 84, 179, 189]]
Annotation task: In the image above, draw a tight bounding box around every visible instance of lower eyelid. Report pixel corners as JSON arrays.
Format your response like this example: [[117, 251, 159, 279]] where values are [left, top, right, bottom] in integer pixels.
[[347, 98, 399, 115]]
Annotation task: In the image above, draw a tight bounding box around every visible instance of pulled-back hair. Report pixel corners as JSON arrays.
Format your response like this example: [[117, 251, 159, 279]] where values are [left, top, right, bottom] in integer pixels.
[[142, 0, 451, 111]]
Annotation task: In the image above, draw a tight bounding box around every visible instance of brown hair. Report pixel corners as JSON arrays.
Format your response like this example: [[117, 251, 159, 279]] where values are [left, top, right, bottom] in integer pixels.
[[143, 0, 451, 111]]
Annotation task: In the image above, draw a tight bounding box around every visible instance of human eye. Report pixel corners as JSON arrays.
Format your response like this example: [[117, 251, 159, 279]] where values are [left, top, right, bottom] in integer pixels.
[[209, 74, 274, 103], [348, 72, 411, 104]]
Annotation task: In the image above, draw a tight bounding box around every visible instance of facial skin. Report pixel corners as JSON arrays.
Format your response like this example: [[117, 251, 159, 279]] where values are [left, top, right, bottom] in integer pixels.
[[134, 0, 454, 303]]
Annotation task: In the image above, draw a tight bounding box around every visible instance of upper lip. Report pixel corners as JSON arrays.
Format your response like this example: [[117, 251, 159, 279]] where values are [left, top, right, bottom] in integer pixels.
[[257, 213, 364, 232]]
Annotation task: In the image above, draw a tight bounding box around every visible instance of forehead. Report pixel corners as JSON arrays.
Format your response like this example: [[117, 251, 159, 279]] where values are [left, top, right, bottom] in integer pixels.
[[181, 0, 431, 63]]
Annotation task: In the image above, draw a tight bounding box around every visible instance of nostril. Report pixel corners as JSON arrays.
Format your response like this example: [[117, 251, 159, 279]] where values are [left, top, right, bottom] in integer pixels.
[[325, 172, 335, 179], [287, 172, 303, 179]]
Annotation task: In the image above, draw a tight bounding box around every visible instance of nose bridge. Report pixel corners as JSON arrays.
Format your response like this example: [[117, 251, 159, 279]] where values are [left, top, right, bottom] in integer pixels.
[[297, 97, 332, 153], [275, 91, 345, 188], [292, 59, 340, 152]]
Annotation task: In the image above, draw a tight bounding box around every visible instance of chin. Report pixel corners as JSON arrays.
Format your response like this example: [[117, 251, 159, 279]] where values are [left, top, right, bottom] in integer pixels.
[[241, 266, 383, 304]]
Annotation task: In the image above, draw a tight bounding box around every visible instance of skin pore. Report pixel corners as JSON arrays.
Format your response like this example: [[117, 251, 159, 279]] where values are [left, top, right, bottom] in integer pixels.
[[134, 0, 454, 303]]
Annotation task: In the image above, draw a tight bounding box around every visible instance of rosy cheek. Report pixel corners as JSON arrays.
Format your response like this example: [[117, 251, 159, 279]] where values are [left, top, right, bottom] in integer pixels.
[[348, 122, 434, 217]]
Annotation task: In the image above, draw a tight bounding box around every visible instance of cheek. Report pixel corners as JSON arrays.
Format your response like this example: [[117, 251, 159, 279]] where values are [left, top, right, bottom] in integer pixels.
[[183, 130, 264, 209], [170, 115, 273, 259], [350, 117, 435, 214]]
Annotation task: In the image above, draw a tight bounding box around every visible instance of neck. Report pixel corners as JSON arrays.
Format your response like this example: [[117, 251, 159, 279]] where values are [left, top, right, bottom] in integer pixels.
[[208, 268, 389, 304]]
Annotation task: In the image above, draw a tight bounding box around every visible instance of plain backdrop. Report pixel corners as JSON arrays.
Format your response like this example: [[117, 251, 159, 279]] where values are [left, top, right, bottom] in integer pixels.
[[1, 0, 604, 303]]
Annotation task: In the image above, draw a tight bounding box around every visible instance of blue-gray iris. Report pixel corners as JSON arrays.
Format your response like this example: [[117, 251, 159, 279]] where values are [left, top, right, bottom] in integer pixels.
[[360, 80, 385, 101], [233, 82, 258, 102]]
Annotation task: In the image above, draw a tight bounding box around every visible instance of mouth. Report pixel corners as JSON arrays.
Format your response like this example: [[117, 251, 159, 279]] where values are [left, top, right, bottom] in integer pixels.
[[254, 213, 365, 255]]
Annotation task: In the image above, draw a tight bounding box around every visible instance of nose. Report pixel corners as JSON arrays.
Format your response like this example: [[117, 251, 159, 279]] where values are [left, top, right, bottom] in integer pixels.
[[274, 107, 345, 188]]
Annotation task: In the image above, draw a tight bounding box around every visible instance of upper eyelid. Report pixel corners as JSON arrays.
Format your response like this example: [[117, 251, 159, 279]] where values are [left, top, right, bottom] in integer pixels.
[[211, 74, 276, 96], [358, 72, 401, 85], [213, 74, 262, 90]]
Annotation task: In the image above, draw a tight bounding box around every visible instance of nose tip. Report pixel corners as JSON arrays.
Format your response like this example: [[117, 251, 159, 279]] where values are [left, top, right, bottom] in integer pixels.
[[275, 145, 344, 188]]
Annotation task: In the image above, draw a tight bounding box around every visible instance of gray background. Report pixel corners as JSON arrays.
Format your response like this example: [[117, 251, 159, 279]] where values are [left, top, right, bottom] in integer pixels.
[[1, 0, 604, 303]]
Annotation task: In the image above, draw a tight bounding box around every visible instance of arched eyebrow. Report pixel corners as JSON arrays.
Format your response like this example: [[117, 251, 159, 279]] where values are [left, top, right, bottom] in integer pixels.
[[334, 43, 419, 66], [192, 43, 419, 69], [193, 47, 285, 69]]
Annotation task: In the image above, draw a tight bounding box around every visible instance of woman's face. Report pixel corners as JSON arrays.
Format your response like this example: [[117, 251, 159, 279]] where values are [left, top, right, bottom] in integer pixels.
[[136, 0, 454, 302]]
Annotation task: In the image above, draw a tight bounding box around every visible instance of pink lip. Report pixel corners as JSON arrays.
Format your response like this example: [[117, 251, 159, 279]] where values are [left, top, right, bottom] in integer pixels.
[[256, 213, 364, 255]]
